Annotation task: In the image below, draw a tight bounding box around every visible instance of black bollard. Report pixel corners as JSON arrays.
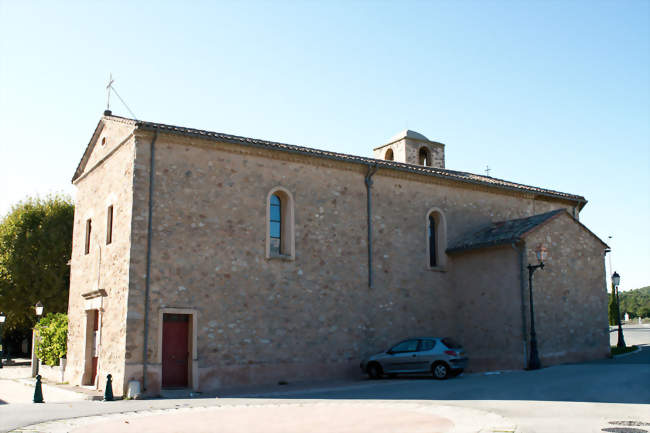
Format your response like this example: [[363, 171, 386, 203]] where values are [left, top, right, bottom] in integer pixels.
[[33, 374, 44, 403], [103, 374, 114, 401]]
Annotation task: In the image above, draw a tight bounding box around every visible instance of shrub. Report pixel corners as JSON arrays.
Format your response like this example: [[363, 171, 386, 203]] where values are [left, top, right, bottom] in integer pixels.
[[35, 313, 68, 366]]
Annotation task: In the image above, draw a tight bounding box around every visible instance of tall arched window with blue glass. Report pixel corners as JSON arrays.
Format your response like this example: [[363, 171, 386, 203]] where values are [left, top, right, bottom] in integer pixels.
[[269, 194, 282, 255], [267, 187, 295, 259]]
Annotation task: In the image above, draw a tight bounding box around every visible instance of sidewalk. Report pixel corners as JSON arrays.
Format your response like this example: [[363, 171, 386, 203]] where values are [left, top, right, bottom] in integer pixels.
[[0, 359, 101, 404]]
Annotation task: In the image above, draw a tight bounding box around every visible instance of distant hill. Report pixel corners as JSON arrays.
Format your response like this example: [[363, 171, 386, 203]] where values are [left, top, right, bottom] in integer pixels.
[[619, 286, 650, 318]]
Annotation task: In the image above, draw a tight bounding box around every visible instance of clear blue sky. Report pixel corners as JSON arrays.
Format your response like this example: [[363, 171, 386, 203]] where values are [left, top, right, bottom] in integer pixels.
[[1, 1, 648, 290]]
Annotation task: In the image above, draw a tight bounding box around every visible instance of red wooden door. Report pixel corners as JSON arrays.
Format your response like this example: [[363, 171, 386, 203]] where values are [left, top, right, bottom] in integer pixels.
[[162, 314, 189, 388], [90, 310, 99, 385]]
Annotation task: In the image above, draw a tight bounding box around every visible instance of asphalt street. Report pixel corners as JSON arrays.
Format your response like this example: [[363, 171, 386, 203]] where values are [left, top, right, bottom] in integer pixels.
[[0, 325, 648, 433], [610, 324, 649, 347]]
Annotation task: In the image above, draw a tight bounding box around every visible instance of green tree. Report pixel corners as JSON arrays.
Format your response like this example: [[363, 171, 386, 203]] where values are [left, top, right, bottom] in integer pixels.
[[0, 195, 74, 342], [34, 313, 68, 366], [608, 290, 619, 326], [618, 286, 650, 319]]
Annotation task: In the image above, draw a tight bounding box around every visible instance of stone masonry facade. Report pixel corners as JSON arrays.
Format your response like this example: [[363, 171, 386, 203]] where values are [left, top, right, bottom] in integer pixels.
[[66, 115, 609, 396], [67, 119, 136, 392]]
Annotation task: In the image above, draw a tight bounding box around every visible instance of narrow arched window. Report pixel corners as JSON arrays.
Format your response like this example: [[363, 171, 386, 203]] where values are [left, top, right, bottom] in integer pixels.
[[428, 214, 436, 267], [269, 194, 282, 255], [426, 208, 447, 269], [419, 147, 431, 166], [266, 187, 295, 259], [385, 148, 394, 161]]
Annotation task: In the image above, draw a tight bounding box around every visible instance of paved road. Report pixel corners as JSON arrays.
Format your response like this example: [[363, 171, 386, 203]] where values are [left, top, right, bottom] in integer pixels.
[[610, 324, 649, 347], [264, 349, 649, 433], [262, 327, 649, 432], [1, 326, 648, 433]]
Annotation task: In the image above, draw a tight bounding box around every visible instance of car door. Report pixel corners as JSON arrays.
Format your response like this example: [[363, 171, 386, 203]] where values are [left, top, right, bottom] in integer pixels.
[[412, 339, 437, 372], [383, 339, 420, 372]]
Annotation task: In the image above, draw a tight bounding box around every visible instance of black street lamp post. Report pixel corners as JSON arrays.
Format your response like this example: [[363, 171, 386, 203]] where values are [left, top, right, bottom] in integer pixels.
[[0, 312, 6, 369], [612, 272, 626, 348], [32, 302, 44, 377], [527, 244, 547, 371]]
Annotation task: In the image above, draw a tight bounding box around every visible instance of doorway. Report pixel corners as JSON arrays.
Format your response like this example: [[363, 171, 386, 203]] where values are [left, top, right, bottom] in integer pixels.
[[161, 313, 189, 388], [83, 309, 99, 385]]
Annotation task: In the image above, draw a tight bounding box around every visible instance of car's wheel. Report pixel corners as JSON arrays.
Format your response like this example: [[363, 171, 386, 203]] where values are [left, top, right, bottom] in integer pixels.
[[367, 363, 383, 379], [432, 362, 450, 380]]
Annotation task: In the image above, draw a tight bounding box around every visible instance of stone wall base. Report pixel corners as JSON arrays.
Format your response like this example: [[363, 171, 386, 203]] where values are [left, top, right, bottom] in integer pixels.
[[199, 360, 362, 391], [122, 347, 609, 396]]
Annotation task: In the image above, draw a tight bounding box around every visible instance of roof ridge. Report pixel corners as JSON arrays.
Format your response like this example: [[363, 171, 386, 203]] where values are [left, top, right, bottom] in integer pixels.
[[447, 209, 569, 254], [98, 114, 586, 204], [492, 208, 565, 226]]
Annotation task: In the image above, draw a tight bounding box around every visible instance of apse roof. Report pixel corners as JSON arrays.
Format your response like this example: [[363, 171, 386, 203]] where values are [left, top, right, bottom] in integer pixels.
[[447, 209, 607, 253]]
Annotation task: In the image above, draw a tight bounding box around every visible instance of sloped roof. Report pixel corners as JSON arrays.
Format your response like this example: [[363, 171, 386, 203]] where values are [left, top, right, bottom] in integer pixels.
[[72, 114, 587, 209], [388, 129, 430, 143], [447, 209, 565, 253], [72, 119, 106, 182], [446, 209, 607, 254]]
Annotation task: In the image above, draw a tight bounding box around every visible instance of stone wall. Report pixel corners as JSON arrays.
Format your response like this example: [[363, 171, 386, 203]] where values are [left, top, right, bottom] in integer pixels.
[[67, 130, 135, 397], [446, 213, 609, 372], [69, 117, 606, 396], [120, 129, 579, 394], [84, 118, 135, 171], [403, 138, 444, 168], [372, 136, 444, 168], [449, 245, 526, 372], [524, 213, 609, 365]]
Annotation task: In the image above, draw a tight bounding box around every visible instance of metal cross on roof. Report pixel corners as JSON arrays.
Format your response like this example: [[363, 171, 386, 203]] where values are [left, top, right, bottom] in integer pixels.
[[106, 73, 114, 111], [485, 165, 491, 177]]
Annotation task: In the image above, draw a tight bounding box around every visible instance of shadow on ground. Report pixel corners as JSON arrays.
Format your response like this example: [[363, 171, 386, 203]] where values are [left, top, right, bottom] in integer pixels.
[[217, 345, 650, 405]]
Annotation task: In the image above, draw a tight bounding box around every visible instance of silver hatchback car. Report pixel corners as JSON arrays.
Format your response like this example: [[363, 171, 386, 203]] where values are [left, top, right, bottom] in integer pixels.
[[360, 337, 468, 380]]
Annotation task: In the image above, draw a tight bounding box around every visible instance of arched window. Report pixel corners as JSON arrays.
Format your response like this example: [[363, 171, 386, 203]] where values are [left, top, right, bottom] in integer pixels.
[[267, 187, 295, 259], [428, 214, 437, 267], [419, 147, 431, 166], [385, 148, 394, 161], [426, 208, 447, 269], [269, 194, 282, 255]]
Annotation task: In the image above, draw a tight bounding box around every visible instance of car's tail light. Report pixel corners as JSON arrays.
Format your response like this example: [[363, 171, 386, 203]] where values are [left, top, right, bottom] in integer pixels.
[[444, 350, 458, 357]]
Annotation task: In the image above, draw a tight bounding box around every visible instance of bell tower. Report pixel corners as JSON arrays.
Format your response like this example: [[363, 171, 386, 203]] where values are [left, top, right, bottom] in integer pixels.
[[373, 130, 445, 169]]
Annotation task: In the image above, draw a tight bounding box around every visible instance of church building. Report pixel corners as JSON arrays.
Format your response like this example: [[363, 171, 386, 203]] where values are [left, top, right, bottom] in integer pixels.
[[65, 112, 610, 396]]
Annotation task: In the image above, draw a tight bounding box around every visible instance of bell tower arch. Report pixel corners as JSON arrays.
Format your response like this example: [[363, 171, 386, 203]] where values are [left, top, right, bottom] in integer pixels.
[[373, 130, 445, 168]]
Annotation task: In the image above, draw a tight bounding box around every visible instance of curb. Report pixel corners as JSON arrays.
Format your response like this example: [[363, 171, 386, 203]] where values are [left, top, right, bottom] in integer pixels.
[[613, 346, 643, 358]]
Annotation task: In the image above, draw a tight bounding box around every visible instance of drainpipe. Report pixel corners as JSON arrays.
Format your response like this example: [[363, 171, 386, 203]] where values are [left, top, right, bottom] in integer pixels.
[[365, 164, 378, 288], [143, 130, 158, 391], [512, 241, 528, 368]]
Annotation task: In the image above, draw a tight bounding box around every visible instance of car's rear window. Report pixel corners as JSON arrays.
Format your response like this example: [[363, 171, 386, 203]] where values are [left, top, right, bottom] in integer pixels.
[[442, 337, 462, 349], [419, 339, 436, 351]]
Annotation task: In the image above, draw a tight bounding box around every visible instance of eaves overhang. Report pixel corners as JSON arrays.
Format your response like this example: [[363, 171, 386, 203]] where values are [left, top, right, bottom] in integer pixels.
[[447, 209, 608, 255], [130, 117, 587, 208]]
